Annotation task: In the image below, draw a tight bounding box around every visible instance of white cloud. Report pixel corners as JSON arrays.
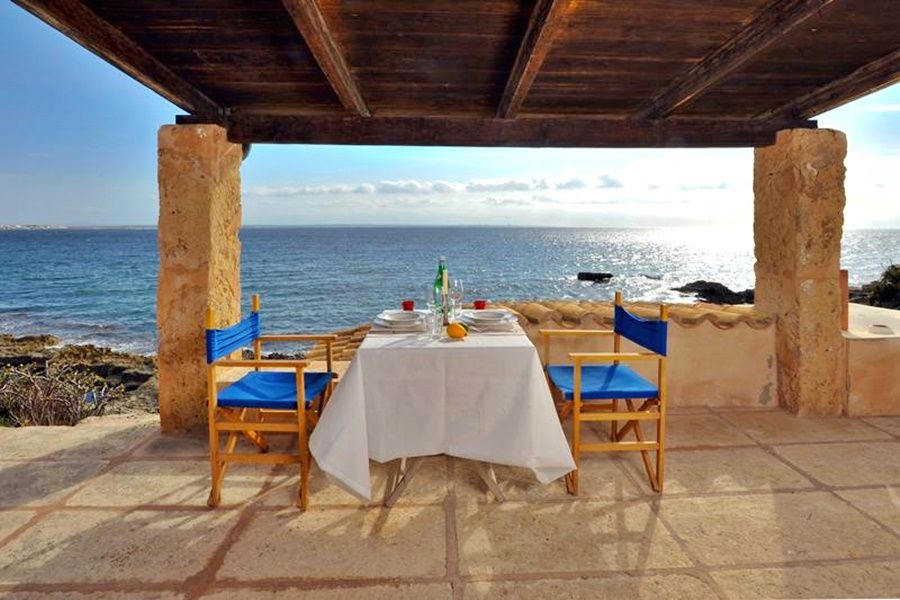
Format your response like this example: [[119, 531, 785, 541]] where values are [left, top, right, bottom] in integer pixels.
[[597, 175, 624, 189], [555, 178, 588, 190]]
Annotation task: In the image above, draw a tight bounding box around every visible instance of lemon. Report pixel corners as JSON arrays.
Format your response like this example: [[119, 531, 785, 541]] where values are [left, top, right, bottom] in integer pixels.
[[447, 322, 468, 339]]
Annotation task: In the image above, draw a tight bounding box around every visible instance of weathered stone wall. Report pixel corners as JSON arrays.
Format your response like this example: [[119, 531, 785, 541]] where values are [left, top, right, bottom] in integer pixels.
[[157, 125, 242, 431], [754, 128, 847, 415]]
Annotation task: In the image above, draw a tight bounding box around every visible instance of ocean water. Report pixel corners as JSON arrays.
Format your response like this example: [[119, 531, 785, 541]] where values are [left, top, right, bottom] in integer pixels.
[[0, 227, 896, 354]]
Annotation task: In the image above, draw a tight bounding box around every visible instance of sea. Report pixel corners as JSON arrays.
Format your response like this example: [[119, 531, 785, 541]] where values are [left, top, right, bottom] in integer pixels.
[[0, 227, 896, 355]]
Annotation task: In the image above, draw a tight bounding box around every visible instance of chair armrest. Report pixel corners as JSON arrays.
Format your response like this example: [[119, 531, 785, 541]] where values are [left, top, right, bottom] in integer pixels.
[[257, 334, 339, 343], [539, 329, 615, 337], [569, 352, 660, 363], [211, 359, 308, 369]]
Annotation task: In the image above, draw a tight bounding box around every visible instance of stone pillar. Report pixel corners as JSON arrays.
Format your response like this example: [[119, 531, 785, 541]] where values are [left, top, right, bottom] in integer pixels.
[[754, 128, 847, 416], [157, 125, 243, 431]]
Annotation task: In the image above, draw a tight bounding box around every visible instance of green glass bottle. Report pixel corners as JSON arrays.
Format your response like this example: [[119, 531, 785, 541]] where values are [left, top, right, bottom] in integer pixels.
[[434, 256, 448, 324]]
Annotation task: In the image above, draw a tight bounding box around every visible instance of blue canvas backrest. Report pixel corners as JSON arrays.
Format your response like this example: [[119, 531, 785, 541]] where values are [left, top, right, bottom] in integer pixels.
[[206, 312, 260, 363], [614, 304, 668, 356]]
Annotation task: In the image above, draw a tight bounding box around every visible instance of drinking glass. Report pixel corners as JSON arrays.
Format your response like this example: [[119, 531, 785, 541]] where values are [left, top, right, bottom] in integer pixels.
[[450, 279, 464, 320], [426, 284, 442, 337]]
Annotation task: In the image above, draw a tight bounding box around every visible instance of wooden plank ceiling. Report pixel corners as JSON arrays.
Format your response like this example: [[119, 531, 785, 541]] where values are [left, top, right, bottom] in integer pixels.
[[12, 0, 900, 147]]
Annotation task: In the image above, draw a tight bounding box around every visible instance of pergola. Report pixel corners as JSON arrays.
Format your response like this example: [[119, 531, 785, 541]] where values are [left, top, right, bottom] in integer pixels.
[[14, 0, 900, 429]]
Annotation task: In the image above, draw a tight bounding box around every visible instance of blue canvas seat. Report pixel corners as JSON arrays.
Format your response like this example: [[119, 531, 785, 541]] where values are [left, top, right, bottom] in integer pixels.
[[219, 371, 334, 410], [540, 291, 669, 495], [205, 294, 337, 511], [546, 364, 658, 401]]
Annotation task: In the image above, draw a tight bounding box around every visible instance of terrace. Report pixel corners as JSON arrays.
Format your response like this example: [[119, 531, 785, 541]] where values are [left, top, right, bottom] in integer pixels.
[[0, 411, 899, 597], [3, 0, 900, 597]]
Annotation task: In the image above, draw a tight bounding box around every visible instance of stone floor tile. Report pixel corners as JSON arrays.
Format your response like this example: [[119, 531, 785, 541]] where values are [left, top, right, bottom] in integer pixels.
[[620, 448, 813, 494], [464, 573, 717, 599], [659, 491, 900, 566], [66, 460, 273, 507], [836, 486, 900, 534], [774, 441, 900, 487], [0, 593, 183, 599], [262, 457, 449, 507], [134, 431, 209, 458], [457, 500, 692, 575], [219, 506, 446, 580], [861, 417, 900, 438], [0, 460, 107, 507], [710, 560, 900, 599], [0, 421, 154, 460], [0, 509, 238, 584], [0, 510, 35, 541], [665, 414, 755, 448], [718, 412, 890, 444], [201, 583, 452, 599], [454, 455, 642, 501]]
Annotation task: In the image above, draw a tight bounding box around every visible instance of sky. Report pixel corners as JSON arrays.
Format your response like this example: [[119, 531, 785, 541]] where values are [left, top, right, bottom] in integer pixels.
[[1, 2, 898, 228]]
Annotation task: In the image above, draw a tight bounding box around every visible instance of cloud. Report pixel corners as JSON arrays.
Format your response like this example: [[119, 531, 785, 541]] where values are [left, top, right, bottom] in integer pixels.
[[247, 174, 628, 197], [678, 182, 730, 191], [483, 196, 533, 206], [555, 178, 588, 190], [597, 175, 624, 189]]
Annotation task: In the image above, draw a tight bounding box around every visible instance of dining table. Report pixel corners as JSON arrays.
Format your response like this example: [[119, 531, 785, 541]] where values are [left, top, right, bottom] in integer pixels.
[[308, 315, 576, 503]]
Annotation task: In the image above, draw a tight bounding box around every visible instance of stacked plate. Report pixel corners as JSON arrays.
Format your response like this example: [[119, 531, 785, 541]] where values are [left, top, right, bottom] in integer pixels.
[[459, 309, 518, 332], [373, 309, 427, 332]]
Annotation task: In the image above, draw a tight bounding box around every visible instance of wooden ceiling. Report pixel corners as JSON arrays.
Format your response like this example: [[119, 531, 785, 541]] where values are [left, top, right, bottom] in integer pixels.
[[13, 0, 900, 147]]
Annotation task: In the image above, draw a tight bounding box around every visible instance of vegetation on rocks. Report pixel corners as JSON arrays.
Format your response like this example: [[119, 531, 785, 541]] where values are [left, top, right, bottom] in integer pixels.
[[0, 362, 123, 426], [850, 264, 900, 310]]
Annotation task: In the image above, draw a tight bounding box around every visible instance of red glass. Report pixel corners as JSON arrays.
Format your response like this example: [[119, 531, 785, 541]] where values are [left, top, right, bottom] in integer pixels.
[[402, 299, 415, 311], [473, 299, 487, 310]]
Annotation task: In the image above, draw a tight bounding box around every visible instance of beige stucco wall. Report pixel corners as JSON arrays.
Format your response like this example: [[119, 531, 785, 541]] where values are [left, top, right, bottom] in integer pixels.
[[523, 317, 777, 409], [157, 124, 243, 431], [754, 128, 848, 416], [846, 336, 900, 416]]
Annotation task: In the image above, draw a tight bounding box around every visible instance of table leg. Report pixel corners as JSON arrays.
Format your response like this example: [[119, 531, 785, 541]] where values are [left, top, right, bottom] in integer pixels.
[[384, 457, 422, 507], [474, 461, 506, 502]]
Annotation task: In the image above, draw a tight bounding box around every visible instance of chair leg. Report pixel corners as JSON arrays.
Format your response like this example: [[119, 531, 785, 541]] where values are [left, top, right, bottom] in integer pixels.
[[208, 416, 221, 508], [657, 399, 666, 492], [297, 406, 310, 511], [610, 399, 618, 441], [625, 399, 660, 492], [566, 401, 580, 496]]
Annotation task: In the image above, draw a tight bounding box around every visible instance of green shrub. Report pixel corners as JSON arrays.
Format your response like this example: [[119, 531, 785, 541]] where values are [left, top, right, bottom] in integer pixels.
[[0, 362, 123, 426]]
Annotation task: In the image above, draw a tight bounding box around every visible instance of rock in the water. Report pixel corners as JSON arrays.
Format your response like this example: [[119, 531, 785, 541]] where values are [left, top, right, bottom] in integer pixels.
[[674, 281, 754, 304], [577, 272, 613, 282]]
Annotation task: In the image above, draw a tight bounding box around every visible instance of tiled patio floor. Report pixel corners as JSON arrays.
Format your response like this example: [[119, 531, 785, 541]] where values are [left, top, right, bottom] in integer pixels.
[[0, 408, 899, 599]]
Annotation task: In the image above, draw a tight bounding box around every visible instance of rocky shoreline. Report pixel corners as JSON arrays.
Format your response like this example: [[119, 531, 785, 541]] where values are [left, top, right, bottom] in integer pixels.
[[674, 265, 900, 309], [0, 334, 158, 415]]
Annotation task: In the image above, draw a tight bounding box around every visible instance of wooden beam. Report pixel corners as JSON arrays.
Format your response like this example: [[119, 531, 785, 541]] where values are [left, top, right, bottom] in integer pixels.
[[281, 0, 370, 117], [758, 47, 900, 119], [497, 0, 575, 119], [11, 0, 219, 115], [636, 0, 834, 119], [177, 114, 817, 148]]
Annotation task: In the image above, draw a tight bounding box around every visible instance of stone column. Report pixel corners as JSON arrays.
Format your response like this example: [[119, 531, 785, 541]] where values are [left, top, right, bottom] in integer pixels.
[[754, 128, 847, 416], [157, 125, 243, 431]]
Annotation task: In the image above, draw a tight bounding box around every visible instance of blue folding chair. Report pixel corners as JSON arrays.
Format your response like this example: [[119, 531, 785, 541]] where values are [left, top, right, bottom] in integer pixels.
[[205, 294, 336, 510], [540, 291, 668, 494]]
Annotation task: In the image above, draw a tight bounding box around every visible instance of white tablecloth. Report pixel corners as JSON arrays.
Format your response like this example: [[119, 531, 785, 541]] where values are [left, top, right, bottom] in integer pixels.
[[309, 328, 576, 501]]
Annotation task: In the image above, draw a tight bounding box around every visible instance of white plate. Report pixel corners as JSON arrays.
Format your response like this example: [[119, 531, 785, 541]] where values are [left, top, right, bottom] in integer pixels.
[[461, 309, 514, 323], [377, 309, 426, 323], [374, 317, 425, 330]]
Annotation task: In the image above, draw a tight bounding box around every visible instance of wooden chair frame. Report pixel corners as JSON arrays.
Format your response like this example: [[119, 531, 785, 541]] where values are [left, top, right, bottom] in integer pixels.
[[206, 294, 336, 510], [540, 291, 668, 494]]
